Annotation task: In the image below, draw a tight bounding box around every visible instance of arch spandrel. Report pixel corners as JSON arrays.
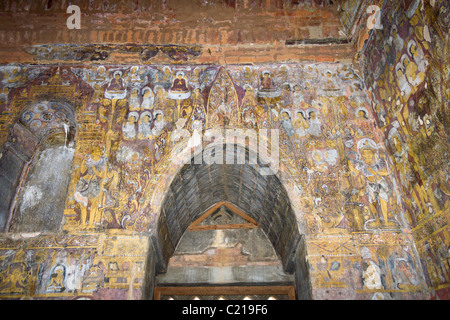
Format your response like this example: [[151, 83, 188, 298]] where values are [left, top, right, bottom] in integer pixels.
[[206, 68, 240, 129], [147, 139, 309, 274], [145, 135, 309, 239]]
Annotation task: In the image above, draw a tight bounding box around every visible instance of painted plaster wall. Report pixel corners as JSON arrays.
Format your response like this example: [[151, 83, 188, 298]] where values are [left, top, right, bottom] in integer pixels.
[[0, 60, 434, 299], [358, 0, 449, 299], [10, 146, 74, 233]]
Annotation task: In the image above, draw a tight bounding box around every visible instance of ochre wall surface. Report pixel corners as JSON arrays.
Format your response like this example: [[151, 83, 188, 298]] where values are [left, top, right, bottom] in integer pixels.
[[0, 61, 433, 300], [0, 0, 447, 300], [357, 0, 449, 299]]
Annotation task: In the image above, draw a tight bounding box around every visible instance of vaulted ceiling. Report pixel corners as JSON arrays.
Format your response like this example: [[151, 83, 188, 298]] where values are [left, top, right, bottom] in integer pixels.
[[153, 144, 302, 274]]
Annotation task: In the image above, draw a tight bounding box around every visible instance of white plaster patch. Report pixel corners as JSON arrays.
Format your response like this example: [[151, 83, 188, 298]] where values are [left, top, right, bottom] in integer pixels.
[[21, 185, 42, 211], [115, 145, 140, 163]]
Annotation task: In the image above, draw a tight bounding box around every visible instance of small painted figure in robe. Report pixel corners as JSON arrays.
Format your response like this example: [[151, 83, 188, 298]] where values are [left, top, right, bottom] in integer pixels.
[[138, 111, 153, 139], [127, 66, 145, 84], [189, 88, 206, 130], [242, 108, 257, 129], [87, 66, 107, 83], [141, 87, 155, 111], [152, 111, 165, 137], [122, 112, 138, 140], [280, 110, 295, 137], [46, 265, 65, 293], [128, 88, 140, 111], [292, 84, 304, 107], [107, 71, 125, 91], [154, 85, 168, 110], [259, 71, 274, 90], [171, 72, 189, 92], [307, 109, 322, 137], [293, 110, 309, 138]]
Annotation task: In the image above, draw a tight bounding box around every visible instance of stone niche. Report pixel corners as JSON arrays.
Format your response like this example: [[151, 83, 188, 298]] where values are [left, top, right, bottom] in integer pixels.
[[10, 144, 74, 233]]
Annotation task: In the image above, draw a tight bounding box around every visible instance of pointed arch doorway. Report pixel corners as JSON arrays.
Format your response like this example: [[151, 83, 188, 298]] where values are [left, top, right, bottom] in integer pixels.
[[144, 144, 311, 300]]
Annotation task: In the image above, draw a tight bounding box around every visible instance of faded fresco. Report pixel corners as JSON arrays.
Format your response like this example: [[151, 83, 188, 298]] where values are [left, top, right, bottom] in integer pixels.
[[0, 0, 447, 302], [358, 0, 449, 298], [0, 58, 436, 299]]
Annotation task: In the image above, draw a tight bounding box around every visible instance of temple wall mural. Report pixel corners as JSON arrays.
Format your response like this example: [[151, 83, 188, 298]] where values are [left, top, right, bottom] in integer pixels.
[[0, 0, 447, 301], [0, 60, 435, 300], [358, 0, 449, 298]]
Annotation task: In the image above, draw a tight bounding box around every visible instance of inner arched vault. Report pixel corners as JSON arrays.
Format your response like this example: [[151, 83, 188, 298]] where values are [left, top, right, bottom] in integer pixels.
[[152, 145, 303, 276]]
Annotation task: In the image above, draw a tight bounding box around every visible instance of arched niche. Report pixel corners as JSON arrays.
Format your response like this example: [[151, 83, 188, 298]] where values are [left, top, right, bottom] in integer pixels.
[[144, 143, 312, 300], [0, 100, 76, 233]]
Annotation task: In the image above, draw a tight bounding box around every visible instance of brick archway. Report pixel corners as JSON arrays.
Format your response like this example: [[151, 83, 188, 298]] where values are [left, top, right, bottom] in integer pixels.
[[144, 143, 312, 300]]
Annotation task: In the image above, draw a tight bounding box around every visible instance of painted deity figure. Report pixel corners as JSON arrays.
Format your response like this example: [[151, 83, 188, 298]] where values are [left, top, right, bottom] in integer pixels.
[[361, 247, 384, 290], [107, 71, 126, 91], [74, 145, 106, 229], [0, 265, 29, 294], [170, 118, 190, 144], [349, 139, 395, 229], [278, 64, 290, 81], [292, 84, 304, 107], [395, 62, 412, 99], [154, 129, 169, 162], [241, 108, 256, 129], [293, 110, 309, 138], [242, 66, 256, 83], [214, 104, 232, 128], [259, 70, 274, 91], [311, 150, 327, 172], [87, 66, 107, 83], [127, 66, 145, 84], [240, 85, 258, 128], [307, 109, 322, 137], [324, 70, 339, 90], [82, 263, 105, 293], [141, 87, 155, 111], [389, 250, 421, 290], [128, 88, 140, 111], [363, 260, 384, 290], [408, 39, 427, 73], [46, 265, 66, 293], [171, 71, 189, 92], [152, 110, 165, 137], [402, 54, 424, 89], [138, 111, 153, 139], [241, 85, 257, 109], [154, 85, 168, 110], [190, 67, 201, 88], [122, 112, 138, 140], [189, 88, 206, 130], [161, 66, 173, 84], [280, 110, 295, 137]]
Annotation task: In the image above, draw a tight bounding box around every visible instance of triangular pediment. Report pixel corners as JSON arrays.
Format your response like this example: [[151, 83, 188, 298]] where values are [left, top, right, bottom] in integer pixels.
[[188, 201, 258, 231]]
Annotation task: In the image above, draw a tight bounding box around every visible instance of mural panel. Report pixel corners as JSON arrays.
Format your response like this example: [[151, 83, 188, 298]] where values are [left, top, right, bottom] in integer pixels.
[[0, 58, 434, 299], [359, 0, 449, 297]]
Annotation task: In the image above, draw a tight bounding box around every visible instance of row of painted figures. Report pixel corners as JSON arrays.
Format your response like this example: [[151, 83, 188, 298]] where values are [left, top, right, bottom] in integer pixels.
[[2, 243, 442, 296]]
